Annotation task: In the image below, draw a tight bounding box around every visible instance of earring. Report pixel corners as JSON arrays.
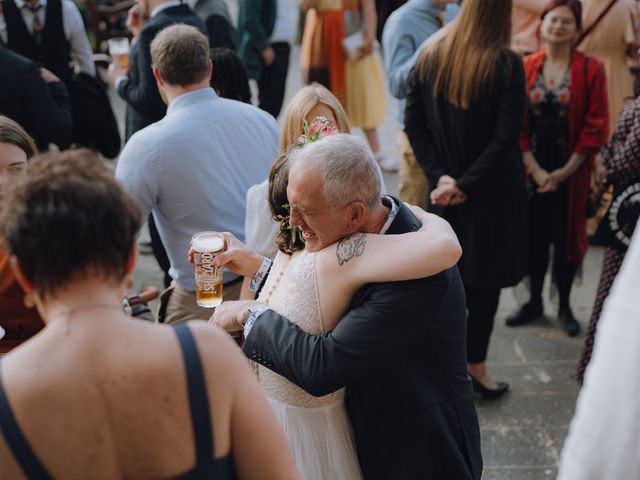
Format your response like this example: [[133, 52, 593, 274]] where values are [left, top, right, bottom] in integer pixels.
[[23, 291, 36, 309], [125, 276, 134, 290]]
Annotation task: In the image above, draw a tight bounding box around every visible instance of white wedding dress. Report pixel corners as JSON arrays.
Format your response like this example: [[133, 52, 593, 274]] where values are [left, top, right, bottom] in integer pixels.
[[256, 250, 363, 480]]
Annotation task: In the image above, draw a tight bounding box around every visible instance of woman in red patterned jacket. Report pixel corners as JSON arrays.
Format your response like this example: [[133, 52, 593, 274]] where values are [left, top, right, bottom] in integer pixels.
[[506, 0, 609, 336]]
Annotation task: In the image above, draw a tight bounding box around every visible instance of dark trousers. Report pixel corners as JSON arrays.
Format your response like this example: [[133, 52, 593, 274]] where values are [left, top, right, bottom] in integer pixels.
[[527, 187, 577, 312], [257, 42, 290, 119], [148, 214, 172, 288], [466, 285, 501, 363]]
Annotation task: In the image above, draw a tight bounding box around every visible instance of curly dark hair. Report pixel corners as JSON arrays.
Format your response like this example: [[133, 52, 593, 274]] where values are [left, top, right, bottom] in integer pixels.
[[268, 148, 305, 255], [0, 149, 142, 299]]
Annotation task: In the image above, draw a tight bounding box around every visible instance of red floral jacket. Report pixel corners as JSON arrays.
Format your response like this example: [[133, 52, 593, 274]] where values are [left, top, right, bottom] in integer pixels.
[[521, 49, 609, 263]]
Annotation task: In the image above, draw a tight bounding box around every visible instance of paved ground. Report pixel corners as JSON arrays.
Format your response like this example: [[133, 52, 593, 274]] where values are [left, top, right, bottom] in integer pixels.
[[116, 45, 600, 480]]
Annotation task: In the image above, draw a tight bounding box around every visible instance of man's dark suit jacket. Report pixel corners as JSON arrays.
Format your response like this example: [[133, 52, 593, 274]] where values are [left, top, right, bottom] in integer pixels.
[[243, 201, 483, 479], [0, 46, 72, 150], [117, 4, 206, 140]]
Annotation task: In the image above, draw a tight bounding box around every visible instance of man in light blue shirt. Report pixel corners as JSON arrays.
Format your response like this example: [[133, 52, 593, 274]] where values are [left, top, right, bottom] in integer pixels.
[[382, 0, 458, 208], [115, 24, 279, 324]]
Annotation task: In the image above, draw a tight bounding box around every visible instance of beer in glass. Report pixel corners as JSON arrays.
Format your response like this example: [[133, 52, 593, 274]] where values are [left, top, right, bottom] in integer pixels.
[[108, 37, 130, 72], [192, 232, 224, 308]]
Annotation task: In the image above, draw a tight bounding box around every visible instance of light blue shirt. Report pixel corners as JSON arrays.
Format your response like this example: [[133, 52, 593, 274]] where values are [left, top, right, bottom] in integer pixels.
[[116, 88, 280, 291], [382, 0, 459, 128]]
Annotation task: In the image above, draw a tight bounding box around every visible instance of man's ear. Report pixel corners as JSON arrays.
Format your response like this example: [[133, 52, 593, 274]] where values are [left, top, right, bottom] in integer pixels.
[[152, 65, 164, 86], [346, 202, 366, 230], [207, 59, 213, 82], [9, 255, 34, 293]]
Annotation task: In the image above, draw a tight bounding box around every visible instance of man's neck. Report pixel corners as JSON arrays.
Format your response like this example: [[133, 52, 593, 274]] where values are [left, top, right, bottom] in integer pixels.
[[164, 81, 210, 104], [361, 200, 392, 234]]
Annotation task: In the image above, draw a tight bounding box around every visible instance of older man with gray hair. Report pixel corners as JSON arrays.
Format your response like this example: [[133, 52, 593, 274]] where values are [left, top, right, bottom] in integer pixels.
[[212, 133, 483, 479], [115, 24, 279, 324]]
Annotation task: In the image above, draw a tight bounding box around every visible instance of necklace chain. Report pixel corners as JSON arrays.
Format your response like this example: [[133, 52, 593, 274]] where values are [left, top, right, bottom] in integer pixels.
[[49, 303, 125, 333]]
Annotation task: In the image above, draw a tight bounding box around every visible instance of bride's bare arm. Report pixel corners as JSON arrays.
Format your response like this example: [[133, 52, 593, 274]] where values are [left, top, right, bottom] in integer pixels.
[[319, 204, 461, 288]]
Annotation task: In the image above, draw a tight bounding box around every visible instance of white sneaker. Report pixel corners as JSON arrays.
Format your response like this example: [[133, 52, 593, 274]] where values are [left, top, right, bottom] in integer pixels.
[[376, 153, 399, 173]]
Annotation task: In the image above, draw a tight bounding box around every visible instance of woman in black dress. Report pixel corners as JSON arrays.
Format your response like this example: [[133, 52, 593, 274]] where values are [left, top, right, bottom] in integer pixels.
[[0, 150, 299, 479], [405, 0, 527, 398]]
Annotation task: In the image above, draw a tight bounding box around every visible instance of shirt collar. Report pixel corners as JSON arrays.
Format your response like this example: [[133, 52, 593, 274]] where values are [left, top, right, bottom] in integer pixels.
[[150, 0, 182, 18], [14, 0, 47, 8], [166, 87, 218, 115], [379, 196, 399, 234]]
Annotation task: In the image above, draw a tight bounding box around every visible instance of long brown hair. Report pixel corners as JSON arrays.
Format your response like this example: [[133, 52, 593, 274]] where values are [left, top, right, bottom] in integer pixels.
[[418, 0, 513, 109]]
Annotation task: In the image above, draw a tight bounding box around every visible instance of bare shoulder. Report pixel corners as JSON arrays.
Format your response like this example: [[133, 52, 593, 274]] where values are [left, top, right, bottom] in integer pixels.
[[184, 321, 250, 374]]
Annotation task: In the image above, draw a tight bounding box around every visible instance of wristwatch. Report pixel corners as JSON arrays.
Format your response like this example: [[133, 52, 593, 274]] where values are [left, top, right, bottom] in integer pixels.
[[242, 302, 270, 338]]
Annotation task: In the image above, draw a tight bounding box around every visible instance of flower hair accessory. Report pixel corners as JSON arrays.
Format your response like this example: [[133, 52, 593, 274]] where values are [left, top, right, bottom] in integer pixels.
[[297, 116, 339, 146]]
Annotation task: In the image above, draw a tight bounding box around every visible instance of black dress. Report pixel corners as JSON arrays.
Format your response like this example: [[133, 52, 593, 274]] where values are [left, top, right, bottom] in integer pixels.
[[404, 48, 528, 290]]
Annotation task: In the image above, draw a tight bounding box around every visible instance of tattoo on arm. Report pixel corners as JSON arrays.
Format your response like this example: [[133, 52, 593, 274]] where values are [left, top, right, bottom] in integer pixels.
[[336, 233, 367, 266]]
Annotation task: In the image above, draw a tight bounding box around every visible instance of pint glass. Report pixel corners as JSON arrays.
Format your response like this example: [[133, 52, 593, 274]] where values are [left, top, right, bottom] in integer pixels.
[[192, 232, 224, 308], [108, 37, 130, 72]]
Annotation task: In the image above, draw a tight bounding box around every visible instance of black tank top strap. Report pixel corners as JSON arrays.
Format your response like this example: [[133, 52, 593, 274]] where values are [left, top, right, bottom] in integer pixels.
[[0, 364, 53, 480], [172, 323, 215, 472]]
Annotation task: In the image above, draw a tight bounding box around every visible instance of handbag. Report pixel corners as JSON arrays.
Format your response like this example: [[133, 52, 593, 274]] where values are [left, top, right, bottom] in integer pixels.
[[592, 178, 640, 252]]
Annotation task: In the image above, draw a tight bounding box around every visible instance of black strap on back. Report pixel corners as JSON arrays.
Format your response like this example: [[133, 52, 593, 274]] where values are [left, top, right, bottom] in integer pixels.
[[0, 365, 53, 480], [576, 0, 619, 46], [173, 323, 215, 471]]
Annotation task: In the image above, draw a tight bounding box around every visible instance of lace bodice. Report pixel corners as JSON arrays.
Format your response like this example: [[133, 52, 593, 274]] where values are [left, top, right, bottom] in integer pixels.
[[256, 250, 345, 408]]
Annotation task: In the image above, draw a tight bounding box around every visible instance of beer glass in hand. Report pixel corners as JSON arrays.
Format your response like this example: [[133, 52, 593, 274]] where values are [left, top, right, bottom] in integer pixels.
[[107, 37, 130, 72], [192, 232, 224, 308]]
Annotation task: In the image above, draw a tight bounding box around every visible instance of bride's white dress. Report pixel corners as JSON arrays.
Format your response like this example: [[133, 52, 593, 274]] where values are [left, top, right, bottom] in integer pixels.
[[256, 250, 363, 480]]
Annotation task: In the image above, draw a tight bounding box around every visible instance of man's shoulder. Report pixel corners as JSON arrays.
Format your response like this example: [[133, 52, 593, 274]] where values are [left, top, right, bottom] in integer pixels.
[[360, 266, 462, 303], [220, 98, 279, 129], [144, 7, 204, 33]]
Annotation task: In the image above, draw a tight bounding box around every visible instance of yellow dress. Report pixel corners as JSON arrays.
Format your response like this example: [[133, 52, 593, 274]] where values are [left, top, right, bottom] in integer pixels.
[[578, 0, 640, 134]]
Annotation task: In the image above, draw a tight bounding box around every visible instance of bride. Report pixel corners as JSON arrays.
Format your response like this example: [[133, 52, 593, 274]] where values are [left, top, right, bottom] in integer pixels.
[[204, 125, 461, 479]]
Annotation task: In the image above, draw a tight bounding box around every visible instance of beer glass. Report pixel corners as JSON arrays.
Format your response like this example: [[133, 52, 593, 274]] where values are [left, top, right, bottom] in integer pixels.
[[192, 232, 225, 308], [108, 37, 130, 72]]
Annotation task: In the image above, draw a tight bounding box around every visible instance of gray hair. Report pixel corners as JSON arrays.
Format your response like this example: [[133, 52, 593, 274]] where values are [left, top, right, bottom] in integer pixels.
[[150, 24, 210, 86], [290, 134, 381, 209]]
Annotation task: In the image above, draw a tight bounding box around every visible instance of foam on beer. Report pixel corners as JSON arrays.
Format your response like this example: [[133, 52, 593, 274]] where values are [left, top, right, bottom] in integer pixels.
[[192, 236, 224, 253]]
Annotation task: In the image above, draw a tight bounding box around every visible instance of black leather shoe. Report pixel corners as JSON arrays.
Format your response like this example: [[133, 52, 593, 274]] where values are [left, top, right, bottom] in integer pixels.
[[470, 375, 509, 399], [559, 309, 581, 337], [505, 302, 543, 327]]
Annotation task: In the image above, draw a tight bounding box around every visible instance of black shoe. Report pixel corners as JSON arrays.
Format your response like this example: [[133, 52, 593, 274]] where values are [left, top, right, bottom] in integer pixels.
[[470, 375, 509, 399], [558, 309, 581, 337], [505, 302, 543, 327]]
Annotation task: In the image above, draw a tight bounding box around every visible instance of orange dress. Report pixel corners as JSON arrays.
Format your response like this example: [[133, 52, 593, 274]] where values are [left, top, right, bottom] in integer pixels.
[[300, 0, 385, 129], [0, 248, 44, 353], [578, 0, 640, 134]]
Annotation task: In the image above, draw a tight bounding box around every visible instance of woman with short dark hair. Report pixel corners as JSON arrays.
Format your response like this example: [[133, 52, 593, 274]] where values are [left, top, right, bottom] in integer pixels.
[[0, 150, 299, 479]]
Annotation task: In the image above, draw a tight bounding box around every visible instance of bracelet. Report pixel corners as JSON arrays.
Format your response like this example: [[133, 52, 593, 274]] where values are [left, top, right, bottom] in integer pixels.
[[249, 257, 272, 293]]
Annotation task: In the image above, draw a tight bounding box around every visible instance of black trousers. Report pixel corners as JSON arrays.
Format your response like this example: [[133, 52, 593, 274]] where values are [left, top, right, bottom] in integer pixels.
[[465, 285, 501, 363], [527, 187, 577, 312], [258, 42, 290, 119]]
